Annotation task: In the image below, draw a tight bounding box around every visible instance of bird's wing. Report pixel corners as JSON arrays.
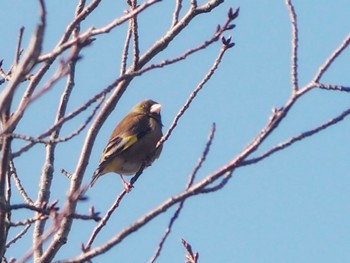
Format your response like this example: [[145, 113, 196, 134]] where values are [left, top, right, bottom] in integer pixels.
[[90, 134, 138, 186], [102, 134, 137, 160]]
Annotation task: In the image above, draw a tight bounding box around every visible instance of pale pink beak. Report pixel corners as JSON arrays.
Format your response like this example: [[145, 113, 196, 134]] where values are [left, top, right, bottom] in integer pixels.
[[150, 103, 161, 114]]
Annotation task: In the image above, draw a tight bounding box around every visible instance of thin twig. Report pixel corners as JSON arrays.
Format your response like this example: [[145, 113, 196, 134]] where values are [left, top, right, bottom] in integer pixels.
[[313, 33, 350, 83], [13, 27, 25, 66], [7, 95, 102, 146], [84, 190, 127, 251], [58, 0, 96, 45], [0, 14, 45, 123], [191, 0, 197, 9], [13, 94, 104, 158], [9, 159, 34, 205], [149, 123, 216, 263], [5, 225, 31, 249], [182, 239, 199, 263], [10, 215, 47, 227], [285, 0, 299, 91], [120, 21, 133, 75], [38, 0, 161, 62], [130, 0, 140, 70], [84, 162, 146, 251], [19, 187, 94, 263], [33, 3, 85, 259], [172, 0, 183, 27], [240, 106, 350, 166], [157, 42, 233, 149], [315, 83, 350, 92], [199, 170, 232, 193], [2, 44, 83, 137]]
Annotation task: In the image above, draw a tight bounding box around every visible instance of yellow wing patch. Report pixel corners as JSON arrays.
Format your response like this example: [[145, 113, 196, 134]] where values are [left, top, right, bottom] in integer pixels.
[[102, 134, 138, 160], [122, 135, 138, 151]]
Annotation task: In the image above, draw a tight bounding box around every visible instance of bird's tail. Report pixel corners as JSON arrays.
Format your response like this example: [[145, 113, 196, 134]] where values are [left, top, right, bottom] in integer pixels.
[[89, 168, 102, 188]]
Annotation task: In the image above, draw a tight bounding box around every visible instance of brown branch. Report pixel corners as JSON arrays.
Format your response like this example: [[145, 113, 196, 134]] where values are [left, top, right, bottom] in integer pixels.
[[58, 0, 99, 46], [134, 9, 237, 77], [12, 94, 105, 158], [0, 137, 12, 258], [315, 83, 350, 92], [157, 40, 234, 149], [5, 225, 31, 249], [198, 170, 232, 193], [150, 123, 216, 263], [8, 95, 102, 146], [0, 19, 45, 126], [313, 33, 350, 83], [0, 60, 9, 82], [10, 216, 47, 227], [172, 0, 183, 27], [182, 239, 199, 263], [136, 0, 226, 70], [240, 105, 350, 167], [191, 0, 197, 9], [84, 162, 146, 251], [10, 159, 34, 205], [38, 0, 160, 62], [0, 0, 45, 139], [285, 0, 299, 91], [33, 3, 86, 259], [84, 191, 127, 252], [120, 21, 133, 75], [130, 0, 140, 70], [2, 43, 84, 138], [13, 27, 25, 67]]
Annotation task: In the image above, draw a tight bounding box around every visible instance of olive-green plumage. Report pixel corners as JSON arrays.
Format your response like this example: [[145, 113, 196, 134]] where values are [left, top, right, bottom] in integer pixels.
[[89, 99, 163, 189]]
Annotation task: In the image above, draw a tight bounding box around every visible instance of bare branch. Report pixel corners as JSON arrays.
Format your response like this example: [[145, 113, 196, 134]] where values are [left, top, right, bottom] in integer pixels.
[[0, 15, 45, 125], [157, 42, 233, 149], [58, 0, 98, 45], [172, 0, 183, 27], [84, 162, 146, 251], [313, 33, 350, 83], [12, 95, 105, 158], [130, 0, 140, 70], [198, 171, 232, 193], [315, 83, 350, 92], [13, 27, 25, 67], [10, 159, 34, 205], [33, 3, 86, 259], [240, 106, 350, 166], [285, 0, 299, 91], [191, 0, 197, 9], [84, 190, 127, 251], [7, 95, 102, 147], [5, 225, 31, 249], [120, 22, 133, 75], [150, 124, 216, 263], [38, 0, 161, 62], [10, 216, 47, 227], [182, 239, 199, 263], [0, 16, 49, 249]]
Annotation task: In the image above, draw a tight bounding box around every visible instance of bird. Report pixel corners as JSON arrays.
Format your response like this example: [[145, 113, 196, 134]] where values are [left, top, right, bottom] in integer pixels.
[[89, 99, 163, 191]]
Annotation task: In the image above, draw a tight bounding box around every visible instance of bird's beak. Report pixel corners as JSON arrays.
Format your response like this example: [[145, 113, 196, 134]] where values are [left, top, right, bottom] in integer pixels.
[[150, 103, 161, 114]]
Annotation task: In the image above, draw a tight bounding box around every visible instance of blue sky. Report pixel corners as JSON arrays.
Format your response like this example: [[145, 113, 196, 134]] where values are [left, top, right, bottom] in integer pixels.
[[1, 0, 350, 262]]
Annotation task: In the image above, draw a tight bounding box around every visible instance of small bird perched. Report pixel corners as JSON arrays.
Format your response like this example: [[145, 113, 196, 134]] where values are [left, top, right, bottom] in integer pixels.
[[89, 99, 163, 191]]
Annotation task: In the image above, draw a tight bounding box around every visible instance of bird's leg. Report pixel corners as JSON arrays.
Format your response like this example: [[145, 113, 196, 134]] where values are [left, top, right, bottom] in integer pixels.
[[120, 175, 132, 192]]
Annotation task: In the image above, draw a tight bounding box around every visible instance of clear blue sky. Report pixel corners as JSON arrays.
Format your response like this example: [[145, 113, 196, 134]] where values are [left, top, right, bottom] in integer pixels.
[[1, 0, 350, 262]]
